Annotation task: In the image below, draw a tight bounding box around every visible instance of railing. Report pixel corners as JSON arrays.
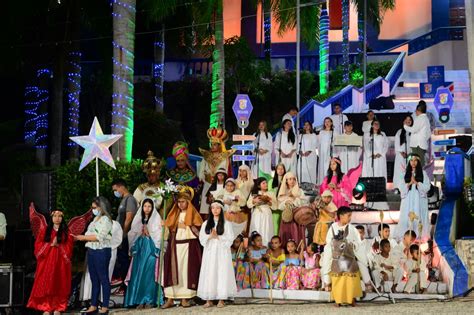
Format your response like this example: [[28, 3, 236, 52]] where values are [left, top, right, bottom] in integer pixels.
[[408, 26, 465, 55], [364, 77, 383, 104], [385, 51, 406, 92]]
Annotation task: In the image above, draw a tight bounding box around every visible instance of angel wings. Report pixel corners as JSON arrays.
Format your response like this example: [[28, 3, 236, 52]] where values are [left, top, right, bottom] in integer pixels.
[[29, 202, 93, 238]]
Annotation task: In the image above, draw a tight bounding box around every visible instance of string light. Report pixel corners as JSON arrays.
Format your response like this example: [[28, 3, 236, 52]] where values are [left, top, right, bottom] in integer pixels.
[[357, 10, 363, 66], [33, 69, 51, 149], [342, 0, 350, 83], [319, 7, 329, 94], [263, 8, 271, 57], [67, 51, 82, 147], [111, 0, 136, 161]]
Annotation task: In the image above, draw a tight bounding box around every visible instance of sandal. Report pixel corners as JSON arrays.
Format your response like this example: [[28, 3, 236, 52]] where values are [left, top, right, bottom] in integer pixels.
[[217, 301, 225, 308], [203, 302, 213, 308], [161, 300, 175, 309], [181, 300, 191, 308]]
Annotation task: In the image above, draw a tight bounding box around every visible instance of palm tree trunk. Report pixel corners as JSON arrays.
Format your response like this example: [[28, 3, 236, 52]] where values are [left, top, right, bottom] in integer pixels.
[[67, 51, 82, 159], [35, 69, 51, 167], [111, 0, 136, 161], [342, 0, 350, 83], [210, 0, 225, 129], [50, 46, 65, 167], [319, 3, 329, 94], [357, 9, 364, 66], [154, 24, 165, 113]]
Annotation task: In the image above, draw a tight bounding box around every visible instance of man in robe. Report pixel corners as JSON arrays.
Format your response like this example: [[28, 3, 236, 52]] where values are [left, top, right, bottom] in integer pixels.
[[198, 127, 235, 215], [329, 103, 348, 135], [134, 151, 166, 215], [162, 187, 203, 309]]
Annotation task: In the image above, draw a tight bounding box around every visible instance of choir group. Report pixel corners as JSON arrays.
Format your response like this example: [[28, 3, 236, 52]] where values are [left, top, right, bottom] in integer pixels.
[[26, 102, 435, 314]]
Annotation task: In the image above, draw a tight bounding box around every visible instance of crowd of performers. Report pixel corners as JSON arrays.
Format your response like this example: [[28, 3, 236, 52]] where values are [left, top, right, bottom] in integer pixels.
[[26, 101, 435, 314]]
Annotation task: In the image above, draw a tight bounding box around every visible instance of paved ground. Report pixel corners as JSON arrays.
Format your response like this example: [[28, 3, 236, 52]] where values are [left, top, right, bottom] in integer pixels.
[[112, 297, 474, 315]]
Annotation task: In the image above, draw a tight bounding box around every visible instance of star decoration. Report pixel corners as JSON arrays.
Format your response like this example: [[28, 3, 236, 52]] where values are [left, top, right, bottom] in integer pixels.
[[70, 117, 122, 171]]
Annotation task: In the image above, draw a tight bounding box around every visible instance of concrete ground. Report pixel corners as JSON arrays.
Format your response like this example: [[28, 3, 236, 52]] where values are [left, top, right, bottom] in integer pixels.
[[112, 297, 474, 315]]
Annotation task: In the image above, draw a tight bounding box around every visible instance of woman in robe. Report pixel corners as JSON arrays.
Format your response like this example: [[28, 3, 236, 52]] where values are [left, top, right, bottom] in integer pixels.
[[236, 164, 254, 202], [162, 187, 203, 309], [393, 115, 413, 192], [362, 120, 389, 180], [247, 177, 277, 246], [205, 168, 228, 205], [320, 157, 353, 208], [317, 117, 335, 185], [270, 163, 286, 235], [274, 119, 297, 173], [215, 178, 247, 237], [198, 200, 237, 308], [27, 209, 75, 315], [277, 172, 307, 248], [252, 120, 273, 179], [395, 154, 431, 241], [298, 121, 318, 185], [124, 199, 162, 308]]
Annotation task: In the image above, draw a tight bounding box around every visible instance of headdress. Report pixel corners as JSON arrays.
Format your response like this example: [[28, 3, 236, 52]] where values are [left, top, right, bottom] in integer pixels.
[[225, 178, 237, 186], [211, 199, 225, 209], [142, 150, 165, 175], [331, 157, 341, 165], [176, 185, 194, 201], [172, 142, 189, 161], [409, 153, 421, 162], [50, 209, 64, 217], [207, 127, 228, 152], [321, 190, 333, 198]]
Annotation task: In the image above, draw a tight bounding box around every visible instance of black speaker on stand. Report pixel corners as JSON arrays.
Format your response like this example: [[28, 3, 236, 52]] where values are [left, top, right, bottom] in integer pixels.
[[21, 171, 56, 221]]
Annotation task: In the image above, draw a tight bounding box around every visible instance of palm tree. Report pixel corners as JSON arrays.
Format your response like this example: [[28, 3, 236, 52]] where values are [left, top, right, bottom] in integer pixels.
[[342, 0, 350, 83], [111, 0, 137, 162], [319, 2, 329, 94]]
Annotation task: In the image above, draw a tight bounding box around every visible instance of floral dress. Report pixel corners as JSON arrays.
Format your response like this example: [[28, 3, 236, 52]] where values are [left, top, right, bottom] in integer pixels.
[[267, 251, 285, 288], [301, 252, 321, 289], [274, 257, 302, 290], [232, 250, 249, 290], [244, 248, 270, 289]]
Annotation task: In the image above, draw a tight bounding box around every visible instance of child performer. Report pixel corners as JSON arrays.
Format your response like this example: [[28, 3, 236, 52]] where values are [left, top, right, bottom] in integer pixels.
[[274, 119, 297, 173], [372, 224, 398, 254], [266, 236, 286, 288], [321, 206, 369, 306], [355, 225, 374, 268], [248, 177, 277, 246], [198, 200, 237, 308], [274, 239, 303, 290], [301, 243, 321, 290], [312, 190, 338, 253], [270, 163, 286, 235], [124, 199, 162, 308], [246, 232, 270, 289], [231, 234, 249, 290], [317, 117, 335, 185], [236, 164, 254, 201], [402, 244, 429, 294], [393, 230, 417, 264], [337, 121, 361, 173], [372, 239, 403, 293], [216, 178, 247, 237], [205, 168, 228, 205], [320, 157, 353, 208]]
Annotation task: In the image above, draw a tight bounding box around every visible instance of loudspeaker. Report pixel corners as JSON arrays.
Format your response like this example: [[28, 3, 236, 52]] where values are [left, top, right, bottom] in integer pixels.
[[21, 171, 55, 220], [0, 264, 25, 307], [369, 96, 395, 110], [358, 177, 387, 202]]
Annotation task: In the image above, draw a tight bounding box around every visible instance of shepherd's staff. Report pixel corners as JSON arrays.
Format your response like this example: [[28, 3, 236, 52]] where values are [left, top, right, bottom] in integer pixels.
[[268, 254, 274, 303], [417, 222, 423, 293]]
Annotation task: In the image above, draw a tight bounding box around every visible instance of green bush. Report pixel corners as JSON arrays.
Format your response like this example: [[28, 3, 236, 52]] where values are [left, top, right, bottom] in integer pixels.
[[54, 160, 145, 220]]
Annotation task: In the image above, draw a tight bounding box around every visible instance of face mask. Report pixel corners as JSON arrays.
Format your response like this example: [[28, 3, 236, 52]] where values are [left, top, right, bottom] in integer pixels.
[[113, 190, 122, 198], [92, 209, 100, 216]]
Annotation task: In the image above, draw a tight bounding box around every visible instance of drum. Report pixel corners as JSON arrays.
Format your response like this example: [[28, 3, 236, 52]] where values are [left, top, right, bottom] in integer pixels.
[[293, 206, 317, 226]]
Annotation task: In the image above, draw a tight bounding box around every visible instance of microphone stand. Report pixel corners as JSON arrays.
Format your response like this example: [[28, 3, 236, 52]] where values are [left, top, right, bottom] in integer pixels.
[[278, 128, 283, 164], [371, 133, 375, 178], [254, 131, 261, 178], [330, 129, 334, 158], [340, 113, 344, 134], [298, 132, 303, 182]]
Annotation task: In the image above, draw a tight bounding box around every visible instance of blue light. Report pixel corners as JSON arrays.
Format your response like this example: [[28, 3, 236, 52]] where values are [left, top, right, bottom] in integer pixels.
[[67, 51, 82, 147]]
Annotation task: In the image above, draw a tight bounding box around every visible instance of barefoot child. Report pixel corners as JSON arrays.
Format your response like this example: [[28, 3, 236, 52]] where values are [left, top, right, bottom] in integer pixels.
[[301, 242, 321, 289], [231, 234, 249, 290], [266, 236, 285, 288], [372, 239, 403, 293], [275, 239, 303, 290], [402, 244, 429, 294], [246, 232, 270, 289]]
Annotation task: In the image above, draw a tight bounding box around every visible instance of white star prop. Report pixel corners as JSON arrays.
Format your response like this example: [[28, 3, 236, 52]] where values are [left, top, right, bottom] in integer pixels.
[[70, 117, 122, 171]]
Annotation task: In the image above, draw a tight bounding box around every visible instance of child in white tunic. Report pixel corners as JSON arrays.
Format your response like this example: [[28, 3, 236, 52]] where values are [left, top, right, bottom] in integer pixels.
[[215, 178, 247, 237], [402, 244, 429, 294], [336, 121, 362, 173], [362, 120, 388, 180], [372, 239, 404, 292], [317, 117, 335, 185], [298, 121, 318, 184], [393, 115, 413, 191], [247, 177, 277, 246], [274, 119, 297, 173], [198, 200, 237, 307]]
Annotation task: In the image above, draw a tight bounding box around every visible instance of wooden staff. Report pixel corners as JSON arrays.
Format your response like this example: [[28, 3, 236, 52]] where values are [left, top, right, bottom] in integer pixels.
[[297, 239, 304, 253], [268, 254, 274, 303], [417, 222, 423, 293]]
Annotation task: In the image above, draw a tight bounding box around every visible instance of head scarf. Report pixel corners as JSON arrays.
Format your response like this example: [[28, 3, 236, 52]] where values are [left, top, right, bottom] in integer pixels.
[[277, 172, 301, 199], [165, 196, 203, 232], [128, 199, 162, 248], [321, 189, 333, 198]]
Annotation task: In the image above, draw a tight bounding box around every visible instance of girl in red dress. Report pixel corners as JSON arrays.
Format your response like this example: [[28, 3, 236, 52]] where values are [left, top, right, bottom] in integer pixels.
[[27, 204, 92, 315]]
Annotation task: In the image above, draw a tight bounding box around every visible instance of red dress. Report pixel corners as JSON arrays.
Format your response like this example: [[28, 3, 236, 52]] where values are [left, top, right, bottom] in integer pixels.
[[27, 228, 74, 312]]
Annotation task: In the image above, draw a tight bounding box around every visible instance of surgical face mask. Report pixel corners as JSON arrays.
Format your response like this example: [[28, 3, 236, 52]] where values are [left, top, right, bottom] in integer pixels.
[[92, 209, 100, 216], [113, 190, 122, 198]]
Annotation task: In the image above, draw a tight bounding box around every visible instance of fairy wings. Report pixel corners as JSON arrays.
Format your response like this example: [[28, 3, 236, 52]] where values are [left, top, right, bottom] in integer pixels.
[[29, 202, 93, 238]]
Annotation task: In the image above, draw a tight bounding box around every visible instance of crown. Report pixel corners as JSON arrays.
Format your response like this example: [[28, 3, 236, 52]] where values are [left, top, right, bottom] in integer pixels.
[[176, 185, 194, 201], [207, 127, 228, 144], [142, 150, 165, 175]]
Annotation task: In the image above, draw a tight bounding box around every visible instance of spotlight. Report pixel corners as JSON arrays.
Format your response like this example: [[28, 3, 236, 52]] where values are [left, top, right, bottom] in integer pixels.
[[353, 182, 366, 200]]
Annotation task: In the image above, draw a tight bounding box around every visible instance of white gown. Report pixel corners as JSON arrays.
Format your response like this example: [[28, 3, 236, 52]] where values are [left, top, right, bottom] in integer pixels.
[[197, 220, 237, 300], [330, 114, 348, 135], [395, 170, 431, 241], [297, 133, 318, 184], [247, 190, 277, 246], [274, 131, 297, 173], [393, 129, 412, 190], [336, 132, 362, 173], [252, 131, 273, 178], [362, 132, 388, 180], [317, 130, 334, 185]]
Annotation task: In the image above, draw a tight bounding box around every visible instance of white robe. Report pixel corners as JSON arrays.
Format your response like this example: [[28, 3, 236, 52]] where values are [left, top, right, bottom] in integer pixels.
[[362, 132, 388, 180], [297, 133, 318, 184], [393, 129, 412, 190], [198, 157, 229, 214], [362, 120, 373, 135], [274, 131, 297, 173], [317, 130, 334, 185], [252, 131, 273, 178], [401, 258, 429, 293], [372, 252, 404, 289], [247, 190, 277, 246], [215, 188, 247, 237], [330, 114, 349, 135], [395, 170, 431, 241], [321, 223, 371, 286], [197, 220, 237, 300], [335, 132, 362, 173]]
